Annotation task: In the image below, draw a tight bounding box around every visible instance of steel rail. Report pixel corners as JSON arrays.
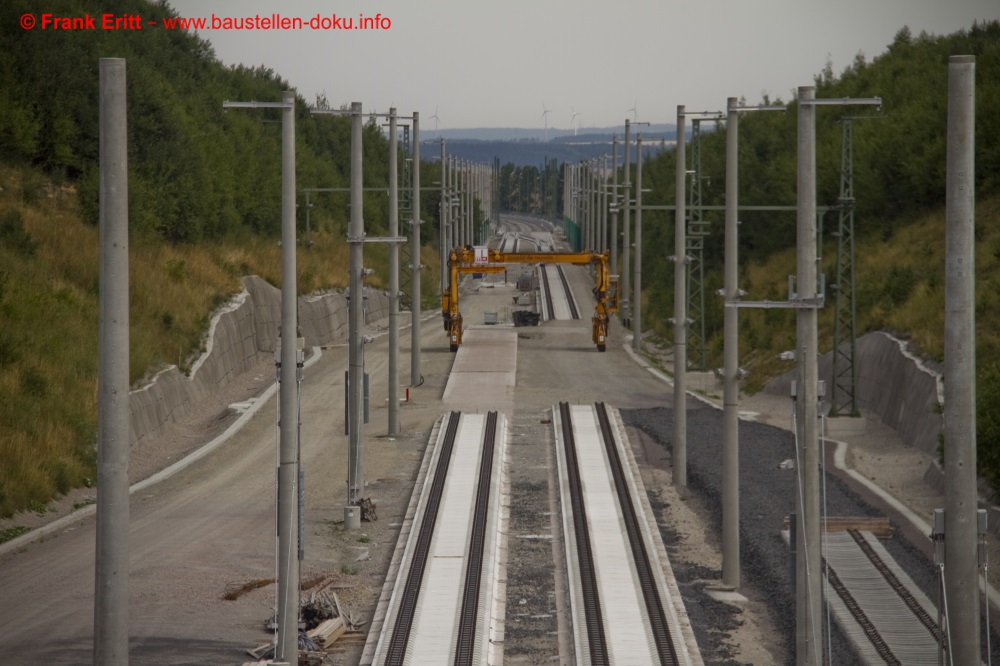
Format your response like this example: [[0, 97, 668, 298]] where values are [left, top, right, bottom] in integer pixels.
[[594, 402, 680, 665], [383, 411, 462, 665], [847, 529, 943, 643], [556, 265, 580, 319], [540, 264, 557, 321], [454, 411, 499, 665], [559, 401, 610, 664], [824, 556, 901, 665]]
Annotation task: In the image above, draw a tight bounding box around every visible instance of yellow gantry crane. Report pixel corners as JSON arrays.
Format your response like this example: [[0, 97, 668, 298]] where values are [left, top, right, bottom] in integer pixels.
[[442, 247, 619, 352]]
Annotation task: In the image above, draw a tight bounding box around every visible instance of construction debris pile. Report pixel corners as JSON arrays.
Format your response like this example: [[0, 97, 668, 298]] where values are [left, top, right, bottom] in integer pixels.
[[243, 589, 367, 665], [512, 310, 540, 327]]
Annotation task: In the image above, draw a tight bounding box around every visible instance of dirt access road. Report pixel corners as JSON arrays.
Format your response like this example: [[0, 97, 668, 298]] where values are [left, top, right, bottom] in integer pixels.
[[0, 308, 455, 665]]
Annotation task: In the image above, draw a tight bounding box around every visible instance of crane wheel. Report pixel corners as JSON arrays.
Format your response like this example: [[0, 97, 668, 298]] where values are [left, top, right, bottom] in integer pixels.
[[597, 344, 606, 352], [450, 344, 459, 352]]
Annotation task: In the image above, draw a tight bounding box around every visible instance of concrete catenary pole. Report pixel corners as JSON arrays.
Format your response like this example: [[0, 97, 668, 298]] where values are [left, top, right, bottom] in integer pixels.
[[275, 89, 300, 666], [565, 163, 570, 236], [411, 112, 421, 387], [348, 102, 365, 507], [458, 160, 465, 247], [795, 85, 822, 666], [95, 57, 130, 666], [388, 109, 399, 436], [579, 164, 584, 245], [723, 97, 740, 588], [451, 158, 459, 248], [452, 157, 458, 247], [582, 161, 589, 249], [452, 156, 459, 247], [460, 159, 465, 246], [593, 159, 600, 250], [464, 161, 471, 246], [632, 136, 643, 351], [584, 161, 591, 250], [449, 157, 454, 264], [440, 140, 448, 293], [622, 119, 631, 327], [673, 106, 688, 489], [573, 165, 578, 234], [611, 136, 619, 278], [944, 53, 979, 666], [600, 154, 608, 253], [587, 160, 599, 251], [472, 163, 478, 244], [452, 159, 459, 248]]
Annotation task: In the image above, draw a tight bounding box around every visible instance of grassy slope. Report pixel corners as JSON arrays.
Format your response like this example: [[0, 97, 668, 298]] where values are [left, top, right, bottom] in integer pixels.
[[723, 194, 1000, 392], [0, 164, 440, 519], [3, 166, 997, 521]]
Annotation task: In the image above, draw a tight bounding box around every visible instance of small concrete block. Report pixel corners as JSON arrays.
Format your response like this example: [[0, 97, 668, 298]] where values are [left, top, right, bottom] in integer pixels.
[[826, 415, 867, 438]]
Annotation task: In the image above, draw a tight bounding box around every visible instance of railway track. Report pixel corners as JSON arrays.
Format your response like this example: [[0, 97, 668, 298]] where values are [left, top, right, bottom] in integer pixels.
[[371, 410, 507, 666], [822, 528, 944, 664], [540, 263, 557, 321], [555, 401, 691, 665], [539, 263, 579, 321], [556, 265, 579, 319], [368, 399, 697, 665]]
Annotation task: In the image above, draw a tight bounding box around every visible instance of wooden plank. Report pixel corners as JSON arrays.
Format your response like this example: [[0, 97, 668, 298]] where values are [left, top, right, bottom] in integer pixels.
[[307, 616, 347, 648], [782, 515, 893, 538]]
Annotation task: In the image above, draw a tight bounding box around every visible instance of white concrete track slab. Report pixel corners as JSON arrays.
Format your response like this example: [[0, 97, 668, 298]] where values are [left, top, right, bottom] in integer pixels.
[[542, 265, 574, 320], [554, 403, 700, 665], [442, 326, 517, 415]]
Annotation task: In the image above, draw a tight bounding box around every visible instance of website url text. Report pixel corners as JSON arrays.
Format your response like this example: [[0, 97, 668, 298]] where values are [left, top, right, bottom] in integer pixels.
[[20, 13, 392, 31]]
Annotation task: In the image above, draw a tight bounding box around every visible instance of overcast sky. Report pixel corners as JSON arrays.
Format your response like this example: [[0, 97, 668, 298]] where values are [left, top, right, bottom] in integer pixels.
[[167, 0, 997, 130]]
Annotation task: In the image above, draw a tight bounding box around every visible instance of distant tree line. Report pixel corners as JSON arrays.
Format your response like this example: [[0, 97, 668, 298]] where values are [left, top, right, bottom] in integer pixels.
[[636, 22, 1000, 272], [497, 158, 560, 217], [630, 22, 1000, 493], [0, 0, 446, 245]]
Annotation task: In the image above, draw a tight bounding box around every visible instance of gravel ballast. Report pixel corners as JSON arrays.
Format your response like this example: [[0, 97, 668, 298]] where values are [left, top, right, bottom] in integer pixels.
[[621, 401, 966, 665]]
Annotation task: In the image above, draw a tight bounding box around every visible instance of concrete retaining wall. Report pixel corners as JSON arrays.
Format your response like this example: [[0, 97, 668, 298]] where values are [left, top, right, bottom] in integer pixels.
[[763, 332, 1000, 533], [128, 275, 390, 448], [765, 331, 944, 456]]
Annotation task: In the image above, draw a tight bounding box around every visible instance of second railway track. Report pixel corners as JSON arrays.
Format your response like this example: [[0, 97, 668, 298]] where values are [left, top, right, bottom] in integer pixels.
[[555, 401, 696, 665], [539, 263, 580, 321]]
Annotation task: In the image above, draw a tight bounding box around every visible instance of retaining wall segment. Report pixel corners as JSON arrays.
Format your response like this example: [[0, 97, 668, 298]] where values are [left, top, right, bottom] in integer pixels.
[[762, 332, 1000, 535], [765, 331, 943, 456], [128, 275, 390, 449]]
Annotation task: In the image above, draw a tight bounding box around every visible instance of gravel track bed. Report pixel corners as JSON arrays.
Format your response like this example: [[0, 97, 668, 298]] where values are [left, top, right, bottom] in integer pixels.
[[621, 403, 963, 665]]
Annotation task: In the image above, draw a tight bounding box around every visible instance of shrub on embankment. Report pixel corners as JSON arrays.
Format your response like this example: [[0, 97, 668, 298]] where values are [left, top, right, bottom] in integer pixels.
[[0, 0, 451, 518], [630, 22, 1000, 497], [0, 164, 439, 520]]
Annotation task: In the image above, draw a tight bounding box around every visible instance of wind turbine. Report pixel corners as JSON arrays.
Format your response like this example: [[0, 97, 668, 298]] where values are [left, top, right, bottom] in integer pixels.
[[570, 106, 581, 136], [628, 99, 638, 124], [430, 106, 440, 138], [541, 102, 552, 142]]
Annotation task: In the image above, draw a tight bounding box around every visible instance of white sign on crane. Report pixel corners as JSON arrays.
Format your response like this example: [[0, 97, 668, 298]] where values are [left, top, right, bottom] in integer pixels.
[[474, 246, 489, 266]]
